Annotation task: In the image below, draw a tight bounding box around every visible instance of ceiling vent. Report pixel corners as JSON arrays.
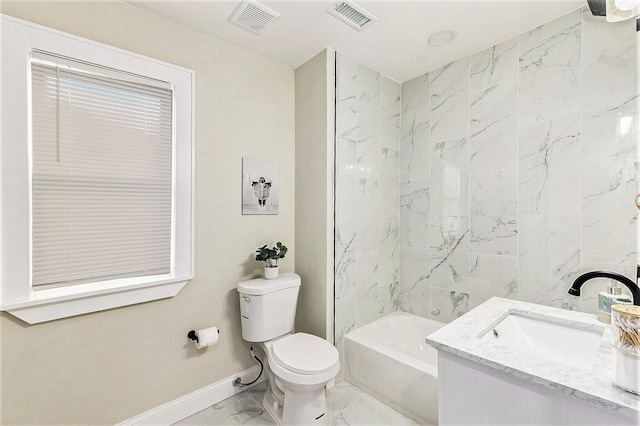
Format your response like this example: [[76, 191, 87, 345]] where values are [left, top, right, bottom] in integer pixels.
[[228, 0, 280, 34], [326, 1, 378, 31]]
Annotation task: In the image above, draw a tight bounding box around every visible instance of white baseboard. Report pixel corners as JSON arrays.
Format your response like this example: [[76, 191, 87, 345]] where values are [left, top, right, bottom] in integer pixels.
[[118, 365, 266, 425]]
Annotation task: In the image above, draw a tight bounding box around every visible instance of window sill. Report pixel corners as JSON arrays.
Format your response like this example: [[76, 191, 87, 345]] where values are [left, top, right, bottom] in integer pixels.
[[1, 277, 191, 324]]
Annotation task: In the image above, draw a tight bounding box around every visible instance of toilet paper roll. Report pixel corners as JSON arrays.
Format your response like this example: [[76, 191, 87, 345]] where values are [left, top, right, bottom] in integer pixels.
[[194, 326, 219, 349]]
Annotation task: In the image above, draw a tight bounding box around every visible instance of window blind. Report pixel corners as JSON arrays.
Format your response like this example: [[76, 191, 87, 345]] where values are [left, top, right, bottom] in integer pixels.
[[31, 54, 174, 288]]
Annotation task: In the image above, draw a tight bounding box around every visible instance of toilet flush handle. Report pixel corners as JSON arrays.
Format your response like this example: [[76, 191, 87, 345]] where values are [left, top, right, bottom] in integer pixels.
[[242, 296, 251, 302]]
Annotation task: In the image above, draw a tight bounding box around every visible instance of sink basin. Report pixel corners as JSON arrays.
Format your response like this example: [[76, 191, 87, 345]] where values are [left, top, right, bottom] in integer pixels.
[[478, 310, 605, 369]]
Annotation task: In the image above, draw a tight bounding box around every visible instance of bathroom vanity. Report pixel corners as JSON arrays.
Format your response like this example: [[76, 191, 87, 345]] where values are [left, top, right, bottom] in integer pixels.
[[426, 297, 640, 425]]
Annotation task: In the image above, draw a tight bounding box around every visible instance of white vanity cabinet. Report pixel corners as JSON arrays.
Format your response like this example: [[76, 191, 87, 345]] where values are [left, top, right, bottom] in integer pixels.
[[438, 351, 634, 425], [426, 298, 640, 425]]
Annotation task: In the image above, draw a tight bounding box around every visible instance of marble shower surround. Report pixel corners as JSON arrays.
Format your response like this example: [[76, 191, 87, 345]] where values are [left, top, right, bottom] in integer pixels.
[[398, 8, 638, 323], [335, 7, 638, 347], [334, 54, 401, 351]]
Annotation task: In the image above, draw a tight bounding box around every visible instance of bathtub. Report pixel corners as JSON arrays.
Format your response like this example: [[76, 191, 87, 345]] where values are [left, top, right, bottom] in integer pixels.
[[343, 311, 444, 425]]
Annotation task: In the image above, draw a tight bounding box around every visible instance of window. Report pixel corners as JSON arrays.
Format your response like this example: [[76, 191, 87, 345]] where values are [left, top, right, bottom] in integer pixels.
[[0, 15, 194, 323], [31, 52, 174, 288]]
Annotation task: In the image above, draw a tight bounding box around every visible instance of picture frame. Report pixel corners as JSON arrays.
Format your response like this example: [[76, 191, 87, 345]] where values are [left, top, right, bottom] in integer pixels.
[[242, 157, 279, 215]]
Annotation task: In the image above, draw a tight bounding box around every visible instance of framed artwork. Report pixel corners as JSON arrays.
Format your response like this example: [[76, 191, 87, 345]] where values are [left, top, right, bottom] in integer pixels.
[[242, 157, 279, 215]]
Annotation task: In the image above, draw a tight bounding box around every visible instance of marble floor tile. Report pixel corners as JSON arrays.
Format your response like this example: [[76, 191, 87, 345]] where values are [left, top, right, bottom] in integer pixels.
[[327, 382, 420, 426], [174, 389, 269, 426], [174, 380, 417, 426]]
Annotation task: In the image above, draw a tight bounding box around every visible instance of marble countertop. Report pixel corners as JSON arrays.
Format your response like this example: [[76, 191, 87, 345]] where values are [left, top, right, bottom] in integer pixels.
[[426, 297, 640, 422]]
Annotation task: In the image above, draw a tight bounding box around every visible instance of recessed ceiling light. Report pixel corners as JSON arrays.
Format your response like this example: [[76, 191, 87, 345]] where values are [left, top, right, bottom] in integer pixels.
[[428, 29, 457, 47]]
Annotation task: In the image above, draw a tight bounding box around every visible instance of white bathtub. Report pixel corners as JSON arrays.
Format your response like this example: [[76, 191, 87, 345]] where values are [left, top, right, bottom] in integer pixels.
[[344, 311, 444, 425]]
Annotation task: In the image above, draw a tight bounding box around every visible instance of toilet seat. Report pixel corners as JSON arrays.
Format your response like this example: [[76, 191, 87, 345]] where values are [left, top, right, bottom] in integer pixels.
[[272, 333, 339, 375], [263, 333, 340, 386]]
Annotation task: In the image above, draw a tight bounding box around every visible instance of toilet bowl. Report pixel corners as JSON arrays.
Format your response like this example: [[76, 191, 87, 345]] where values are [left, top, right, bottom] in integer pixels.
[[261, 333, 340, 424], [237, 273, 340, 425]]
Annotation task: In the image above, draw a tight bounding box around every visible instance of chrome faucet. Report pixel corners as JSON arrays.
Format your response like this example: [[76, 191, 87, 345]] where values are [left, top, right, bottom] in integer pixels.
[[568, 267, 640, 306]]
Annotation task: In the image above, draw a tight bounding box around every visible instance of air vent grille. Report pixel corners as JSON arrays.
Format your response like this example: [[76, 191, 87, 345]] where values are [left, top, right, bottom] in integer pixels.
[[229, 0, 280, 34], [327, 1, 378, 31]]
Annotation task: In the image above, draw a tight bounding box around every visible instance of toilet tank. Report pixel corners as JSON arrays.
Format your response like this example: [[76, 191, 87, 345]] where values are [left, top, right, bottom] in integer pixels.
[[237, 272, 301, 342]]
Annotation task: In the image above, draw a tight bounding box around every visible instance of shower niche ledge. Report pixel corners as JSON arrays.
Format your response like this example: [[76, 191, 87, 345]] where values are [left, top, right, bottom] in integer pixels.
[[426, 297, 640, 425]]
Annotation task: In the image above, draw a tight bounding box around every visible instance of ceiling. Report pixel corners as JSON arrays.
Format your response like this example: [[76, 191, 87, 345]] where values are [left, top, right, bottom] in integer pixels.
[[124, 0, 587, 82]]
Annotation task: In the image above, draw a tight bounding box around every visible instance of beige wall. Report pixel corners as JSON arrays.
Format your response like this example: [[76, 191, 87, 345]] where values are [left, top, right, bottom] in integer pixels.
[[0, 1, 295, 424], [294, 49, 335, 340]]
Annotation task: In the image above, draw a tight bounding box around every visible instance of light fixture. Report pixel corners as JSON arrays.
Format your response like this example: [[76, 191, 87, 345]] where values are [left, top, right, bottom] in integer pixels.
[[615, 0, 640, 10], [606, 0, 640, 22], [428, 30, 457, 47]]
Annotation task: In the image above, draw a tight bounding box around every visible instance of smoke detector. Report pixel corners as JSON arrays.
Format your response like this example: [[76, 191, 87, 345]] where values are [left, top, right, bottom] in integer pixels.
[[326, 1, 378, 31], [228, 0, 280, 34]]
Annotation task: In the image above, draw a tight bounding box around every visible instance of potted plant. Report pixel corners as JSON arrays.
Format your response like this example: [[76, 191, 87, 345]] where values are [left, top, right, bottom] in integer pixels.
[[255, 242, 288, 279]]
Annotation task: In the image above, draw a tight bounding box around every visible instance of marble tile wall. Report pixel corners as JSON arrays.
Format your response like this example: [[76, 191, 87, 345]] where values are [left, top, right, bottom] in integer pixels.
[[335, 7, 638, 346], [397, 8, 639, 323], [334, 54, 401, 352]]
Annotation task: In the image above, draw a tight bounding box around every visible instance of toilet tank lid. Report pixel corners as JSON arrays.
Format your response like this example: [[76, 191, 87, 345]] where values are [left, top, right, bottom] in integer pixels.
[[237, 272, 301, 295]]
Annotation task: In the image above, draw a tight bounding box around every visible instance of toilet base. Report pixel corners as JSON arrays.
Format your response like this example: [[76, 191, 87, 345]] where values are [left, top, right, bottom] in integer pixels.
[[262, 381, 329, 425], [263, 386, 283, 425]]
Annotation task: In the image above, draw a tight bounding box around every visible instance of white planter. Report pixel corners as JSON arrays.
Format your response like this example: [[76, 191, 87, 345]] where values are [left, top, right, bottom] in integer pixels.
[[264, 266, 279, 280]]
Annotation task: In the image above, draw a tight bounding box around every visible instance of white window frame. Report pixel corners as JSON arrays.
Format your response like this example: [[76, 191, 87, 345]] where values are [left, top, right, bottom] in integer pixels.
[[0, 15, 195, 324]]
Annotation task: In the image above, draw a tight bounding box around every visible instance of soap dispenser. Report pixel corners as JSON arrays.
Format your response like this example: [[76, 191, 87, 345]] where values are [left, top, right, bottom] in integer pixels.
[[598, 280, 632, 323]]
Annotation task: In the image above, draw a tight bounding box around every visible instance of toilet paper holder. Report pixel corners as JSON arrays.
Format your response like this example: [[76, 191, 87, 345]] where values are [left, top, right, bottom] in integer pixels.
[[187, 328, 220, 344]]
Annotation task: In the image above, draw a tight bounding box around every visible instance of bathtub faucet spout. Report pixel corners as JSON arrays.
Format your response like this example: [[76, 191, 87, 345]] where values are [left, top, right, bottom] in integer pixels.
[[568, 268, 640, 306]]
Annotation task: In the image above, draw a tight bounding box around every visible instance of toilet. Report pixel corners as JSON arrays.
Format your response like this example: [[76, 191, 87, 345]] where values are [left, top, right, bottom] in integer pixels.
[[238, 272, 340, 425]]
